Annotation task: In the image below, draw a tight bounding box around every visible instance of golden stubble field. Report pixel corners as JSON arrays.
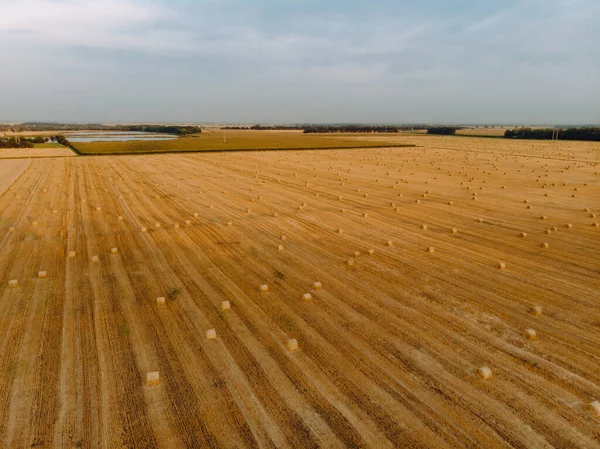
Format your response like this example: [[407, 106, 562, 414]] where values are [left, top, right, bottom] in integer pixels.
[[0, 135, 599, 448]]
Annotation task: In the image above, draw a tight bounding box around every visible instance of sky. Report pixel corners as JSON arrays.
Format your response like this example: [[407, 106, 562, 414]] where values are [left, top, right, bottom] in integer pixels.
[[0, 0, 598, 124]]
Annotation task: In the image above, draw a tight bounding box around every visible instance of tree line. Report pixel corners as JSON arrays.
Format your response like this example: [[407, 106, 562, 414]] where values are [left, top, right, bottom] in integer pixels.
[[222, 125, 305, 130], [304, 125, 425, 133], [0, 136, 51, 148], [504, 127, 600, 141], [1, 123, 201, 135], [222, 124, 430, 133], [121, 125, 201, 135], [426, 127, 459, 135]]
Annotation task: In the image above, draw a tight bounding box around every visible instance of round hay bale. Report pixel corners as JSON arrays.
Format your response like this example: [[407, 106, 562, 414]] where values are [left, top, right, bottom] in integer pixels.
[[273, 212, 279, 217], [337, 228, 343, 234], [368, 249, 375, 255], [448, 201, 454, 205], [544, 229, 552, 235], [8, 227, 15, 233], [280, 235, 287, 241], [550, 226, 558, 232], [540, 215, 547, 220], [205, 329, 217, 340], [451, 228, 458, 234], [529, 305, 542, 316], [526, 205, 532, 209], [498, 262, 506, 270], [111, 247, 118, 254], [386, 240, 394, 247], [427, 246, 435, 253], [541, 242, 549, 248], [421, 224, 428, 230], [185, 220, 191, 226], [347, 259, 355, 266], [362, 213, 368, 218], [146, 371, 160, 387], [226, 222, 233, 228], [477, 218, 483, 223], [221, 300, 231, 311], [313, 281, 322, 290], [477, 366, 492, 380], [586, 401, 600, 418], [353, 251, 361, 258], [565, 223, 573, 228], [520, 232, 528, 238], [174, 223, 179, 229], [193, 213, 199, 218], [156, 297, 166, 307], [286, 339, 299, 352], [523, 329, 537, 340], [593, 223, 599, 227], [68, 251, 76, 258], [260, 284, 269, 292], [155, 222, 161, 228], [118, 216, 124, 221], [277, 245, 284, 252], [96, 207, 102, 211], [38, 271, 47, 279], [91, 255, 99, 263], [302, 293, 312, 302], [8, 279, 18, 288], [32, 221, 39, 227]]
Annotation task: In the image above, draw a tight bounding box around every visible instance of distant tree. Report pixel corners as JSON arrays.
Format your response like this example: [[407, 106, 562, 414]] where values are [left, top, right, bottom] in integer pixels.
[[504, 127, 600, 141], [427, 127, 457, 135]]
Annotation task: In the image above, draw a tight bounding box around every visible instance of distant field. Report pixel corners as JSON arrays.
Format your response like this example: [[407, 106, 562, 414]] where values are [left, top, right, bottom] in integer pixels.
[[73, 130, 413, 155], [457, 128, 510, 137], [33, 142, 65, 148]]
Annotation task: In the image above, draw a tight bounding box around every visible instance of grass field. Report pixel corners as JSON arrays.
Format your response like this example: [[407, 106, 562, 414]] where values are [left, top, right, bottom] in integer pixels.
[[456, 128, 510, 137], [73, 130, 413, 155], [33, 142, 66, 148], [1, 136, 599, 447]]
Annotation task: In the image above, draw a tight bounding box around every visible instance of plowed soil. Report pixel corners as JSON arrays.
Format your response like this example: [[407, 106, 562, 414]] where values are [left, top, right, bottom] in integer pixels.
[[1, 136, 599, 448]]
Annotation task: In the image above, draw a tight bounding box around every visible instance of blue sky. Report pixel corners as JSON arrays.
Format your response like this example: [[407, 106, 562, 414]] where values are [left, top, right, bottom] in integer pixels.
[[0, 0, 598, 124]]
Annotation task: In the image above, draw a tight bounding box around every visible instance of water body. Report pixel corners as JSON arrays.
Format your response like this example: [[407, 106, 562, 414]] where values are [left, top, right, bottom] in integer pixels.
[[65, 131, 178, 142]]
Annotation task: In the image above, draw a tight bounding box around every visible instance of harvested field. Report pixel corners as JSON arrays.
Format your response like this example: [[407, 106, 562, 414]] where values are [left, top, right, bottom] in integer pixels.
[[0, 160, 30, 194], [0, 147, 76, 159], [456, 128, 511, 137], [0, 136, 599, 447], [73, 130, 412, 155]]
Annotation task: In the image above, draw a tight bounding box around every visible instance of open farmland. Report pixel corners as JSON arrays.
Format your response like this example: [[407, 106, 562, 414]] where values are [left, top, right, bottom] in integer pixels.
[[73, 129, 412, 155], [1, 136, 599, 448]]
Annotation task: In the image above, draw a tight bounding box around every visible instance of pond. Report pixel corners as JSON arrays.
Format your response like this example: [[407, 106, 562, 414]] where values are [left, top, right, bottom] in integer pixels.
[[65, 131, 178, 142]]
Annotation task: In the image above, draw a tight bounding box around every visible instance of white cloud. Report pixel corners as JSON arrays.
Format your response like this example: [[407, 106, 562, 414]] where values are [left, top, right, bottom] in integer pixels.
[[0, 0, 191, 53]]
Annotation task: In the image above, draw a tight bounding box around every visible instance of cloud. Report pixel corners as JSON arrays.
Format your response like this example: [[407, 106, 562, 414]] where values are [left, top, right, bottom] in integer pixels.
[[0, 0, 190, 53], [0, 0, 598, 123]]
